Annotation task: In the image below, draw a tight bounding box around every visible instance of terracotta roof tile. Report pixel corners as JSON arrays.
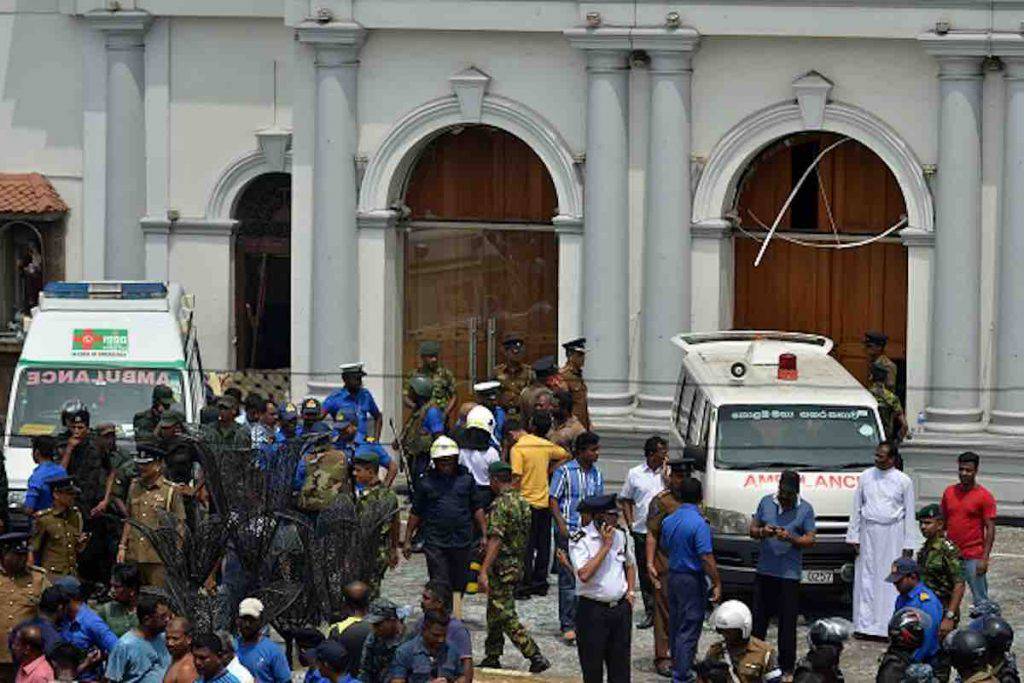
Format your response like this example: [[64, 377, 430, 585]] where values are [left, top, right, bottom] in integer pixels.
[[0, 173, 68, 216]]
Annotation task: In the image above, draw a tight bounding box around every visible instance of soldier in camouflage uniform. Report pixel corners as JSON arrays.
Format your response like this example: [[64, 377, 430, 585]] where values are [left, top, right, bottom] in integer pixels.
[[397, 375, 446, 491], [477, 461, 550, 673], [917, 503, 965, 682], [494, 334, 535, 419], [354, 449, 400, 597], [360, 598, 407, 683], [132, 384, 176, 441], [870, 361, 908, 443], [200, 396, 251, 450], [404, 340, 457, 421], [296, 434, 352, 517]]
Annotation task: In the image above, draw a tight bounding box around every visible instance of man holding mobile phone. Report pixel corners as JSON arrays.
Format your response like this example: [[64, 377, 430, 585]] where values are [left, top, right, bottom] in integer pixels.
[[749, 470, 816, 681]]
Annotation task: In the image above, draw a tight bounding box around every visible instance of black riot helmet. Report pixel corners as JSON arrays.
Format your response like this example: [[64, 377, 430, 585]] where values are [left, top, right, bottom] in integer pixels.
[[808, 618, 852, 648], [888, 608, 927, 650], [979, 616, 1015, 656], [946, 629, 990, 672]]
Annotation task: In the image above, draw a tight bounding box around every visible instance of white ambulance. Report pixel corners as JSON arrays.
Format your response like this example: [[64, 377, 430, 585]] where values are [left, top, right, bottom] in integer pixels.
[[670, 331, 884, 594], [3, 281, 206, 518]]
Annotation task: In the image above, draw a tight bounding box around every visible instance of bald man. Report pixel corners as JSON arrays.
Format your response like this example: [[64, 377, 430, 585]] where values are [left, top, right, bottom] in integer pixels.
[[14, 625, 54, 683]]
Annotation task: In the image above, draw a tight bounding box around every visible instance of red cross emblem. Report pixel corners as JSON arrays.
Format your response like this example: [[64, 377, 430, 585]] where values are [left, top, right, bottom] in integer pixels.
[[73, 329, 103, 350]]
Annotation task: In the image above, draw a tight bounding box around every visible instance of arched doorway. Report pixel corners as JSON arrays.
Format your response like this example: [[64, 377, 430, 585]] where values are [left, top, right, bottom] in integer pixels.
[[732, 132, 908, 395], [233, 172, 291, 369], [402, 125, 558, 404]]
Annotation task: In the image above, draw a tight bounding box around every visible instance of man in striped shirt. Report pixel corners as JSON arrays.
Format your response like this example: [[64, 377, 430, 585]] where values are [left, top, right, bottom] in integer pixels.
[[549, 431, 604, 645]]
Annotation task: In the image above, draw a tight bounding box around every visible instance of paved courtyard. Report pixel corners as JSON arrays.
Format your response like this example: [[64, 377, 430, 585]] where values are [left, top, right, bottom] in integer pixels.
[[375, 525, 1024, 682]]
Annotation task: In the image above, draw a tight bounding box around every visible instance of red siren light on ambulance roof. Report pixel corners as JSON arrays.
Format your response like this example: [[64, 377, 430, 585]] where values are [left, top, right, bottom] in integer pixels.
[[778, 353, 798, 381]]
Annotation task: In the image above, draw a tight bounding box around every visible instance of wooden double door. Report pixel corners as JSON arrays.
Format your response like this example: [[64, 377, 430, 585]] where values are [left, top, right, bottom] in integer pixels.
[[733, 133, 908, 393], [402, 227, 558, 408]]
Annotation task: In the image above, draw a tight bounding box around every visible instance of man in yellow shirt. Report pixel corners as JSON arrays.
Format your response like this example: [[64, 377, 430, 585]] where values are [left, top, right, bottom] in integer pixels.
[[509, 413, 569, 599]]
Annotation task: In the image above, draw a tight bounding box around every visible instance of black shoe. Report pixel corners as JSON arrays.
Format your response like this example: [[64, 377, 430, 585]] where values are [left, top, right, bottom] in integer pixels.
[[478, 656, 502, 669], [514, 589, 532, 600], [530, 585, 549, 597], [529, 654, 551, 674], [637, 614, 654, 629]]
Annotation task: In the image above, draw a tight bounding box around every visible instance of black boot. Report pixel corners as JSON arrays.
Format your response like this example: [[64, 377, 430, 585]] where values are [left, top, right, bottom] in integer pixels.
[[529, 654, 551, 673], [478, 656, 502, 669]]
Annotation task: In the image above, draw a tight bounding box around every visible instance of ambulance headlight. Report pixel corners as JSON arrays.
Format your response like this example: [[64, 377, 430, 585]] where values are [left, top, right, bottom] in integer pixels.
[[706, 507, 750, 536]]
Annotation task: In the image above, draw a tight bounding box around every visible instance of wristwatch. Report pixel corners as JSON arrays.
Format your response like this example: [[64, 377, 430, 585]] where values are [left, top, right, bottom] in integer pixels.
[[945, 610, 956, 620]]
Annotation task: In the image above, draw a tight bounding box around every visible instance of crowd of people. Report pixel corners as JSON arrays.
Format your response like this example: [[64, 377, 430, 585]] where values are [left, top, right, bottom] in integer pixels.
[[0, 331, 1018, 683]]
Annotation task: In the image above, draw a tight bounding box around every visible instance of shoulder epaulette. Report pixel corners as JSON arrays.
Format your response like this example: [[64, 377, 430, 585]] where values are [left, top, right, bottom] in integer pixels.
[[569, 529, 586, 543], [35, 509, 51, 518]]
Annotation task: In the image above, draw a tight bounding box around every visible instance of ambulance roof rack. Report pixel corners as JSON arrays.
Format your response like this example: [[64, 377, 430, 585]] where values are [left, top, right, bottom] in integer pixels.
[[43, 282, 168, 300], [670, 330, 834, 355]]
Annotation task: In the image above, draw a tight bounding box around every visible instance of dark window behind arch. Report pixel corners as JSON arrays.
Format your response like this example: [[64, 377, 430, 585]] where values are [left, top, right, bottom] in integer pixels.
[[233, 172, 291, 369]]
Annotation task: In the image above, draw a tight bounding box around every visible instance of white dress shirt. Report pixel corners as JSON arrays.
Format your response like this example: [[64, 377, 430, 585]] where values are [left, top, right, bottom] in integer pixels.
[[228, 656, 255, 683], [619, 462, 665, 533], [569, 522, 635, 602]]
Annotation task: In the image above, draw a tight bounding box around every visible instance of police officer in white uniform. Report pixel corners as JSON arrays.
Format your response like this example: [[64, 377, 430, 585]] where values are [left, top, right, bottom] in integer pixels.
[[569, 493, 637, 683]]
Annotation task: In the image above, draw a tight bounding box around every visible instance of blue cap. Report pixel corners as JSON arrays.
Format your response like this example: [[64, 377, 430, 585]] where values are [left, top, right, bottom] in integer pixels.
[[278, 402, 298, 421], [885, 557, 922, 582]]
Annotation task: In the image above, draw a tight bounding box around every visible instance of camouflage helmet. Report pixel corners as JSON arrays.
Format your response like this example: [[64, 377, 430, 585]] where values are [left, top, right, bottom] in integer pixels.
[[408, 374, 434, 399]]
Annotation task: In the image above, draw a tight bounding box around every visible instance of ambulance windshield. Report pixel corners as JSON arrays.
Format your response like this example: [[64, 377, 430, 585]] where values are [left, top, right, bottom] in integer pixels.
[[8, 366, 185, 438], [715, 404, 880, 470]]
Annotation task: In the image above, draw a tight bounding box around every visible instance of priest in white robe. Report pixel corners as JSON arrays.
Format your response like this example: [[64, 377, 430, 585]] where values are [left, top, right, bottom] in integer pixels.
[[846, 440, 919, 637]]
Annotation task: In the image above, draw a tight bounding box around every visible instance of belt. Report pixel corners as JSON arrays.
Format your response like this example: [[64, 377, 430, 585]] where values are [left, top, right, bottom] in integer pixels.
[[580, 595, 628, 609]]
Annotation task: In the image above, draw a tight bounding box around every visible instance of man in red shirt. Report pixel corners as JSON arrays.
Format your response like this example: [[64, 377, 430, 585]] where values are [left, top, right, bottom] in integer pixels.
[[940, 451, 997, 604]]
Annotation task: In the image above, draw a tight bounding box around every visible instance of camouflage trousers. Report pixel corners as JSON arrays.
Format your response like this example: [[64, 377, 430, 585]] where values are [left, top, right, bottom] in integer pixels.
[[485, 576, 540, 659]]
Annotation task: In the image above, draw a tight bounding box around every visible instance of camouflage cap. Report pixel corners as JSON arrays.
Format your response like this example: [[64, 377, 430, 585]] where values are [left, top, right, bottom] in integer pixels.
[[152, 384, 175, 407], [916, 503, 943, 521], [419, 340, 441, 356], [157, 410, 185, 428]]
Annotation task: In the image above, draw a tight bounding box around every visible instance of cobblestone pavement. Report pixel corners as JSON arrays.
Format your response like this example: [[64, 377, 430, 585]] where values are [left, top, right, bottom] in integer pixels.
[[376, 525, 1024, 683]]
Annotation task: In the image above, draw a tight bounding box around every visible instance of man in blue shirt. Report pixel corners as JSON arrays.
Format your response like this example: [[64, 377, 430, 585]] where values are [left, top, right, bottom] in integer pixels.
[[54, 576, 119, 680], [660, 478, 722, 683], [104, 593, 172, 683], [234, 597, 291, 683], [388, 610, 464, 683], [749, 470, 817, 677], [888, 558, 943, 664], [548, 431, 604, 645], [23, 436, 67, 514], [323, 363, 382, 441]]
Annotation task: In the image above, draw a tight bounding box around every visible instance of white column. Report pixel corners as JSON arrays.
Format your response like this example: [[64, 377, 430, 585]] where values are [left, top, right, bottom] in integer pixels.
[[554, 215, 585, 358], [633, 30, 700, 419], [990, 46, 1024, 433], [84, 11, 152, 280], [296, 23, 365, 384], [691, 219, 734, 332], [900, 227, 935, 432], [565, 29, 633, 415], [920, 36, 986, 432]]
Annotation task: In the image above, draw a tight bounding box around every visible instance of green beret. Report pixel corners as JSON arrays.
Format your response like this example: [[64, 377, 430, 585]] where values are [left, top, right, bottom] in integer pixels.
[[419, 340, 441, 356], [916, 503, 943, 520]]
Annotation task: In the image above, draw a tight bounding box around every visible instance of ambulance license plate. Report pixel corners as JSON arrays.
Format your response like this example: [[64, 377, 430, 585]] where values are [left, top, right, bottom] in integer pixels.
[[801, 570, 834, 585]]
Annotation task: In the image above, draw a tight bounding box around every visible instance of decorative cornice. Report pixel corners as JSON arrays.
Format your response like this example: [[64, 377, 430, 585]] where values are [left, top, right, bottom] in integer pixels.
[[140, 217, 171, 235], [81, 9, 153, 34], [900, 226, 935, 248], [563, 27, 632, 51], [357, 210, 400, 230], [552, 215, 584, 235], [295, 21, 367, 49], [172, 218, 238, 237], [990, 34, 1024, 61], [691, 218, 733, 239], [630, 27, 701, 53], [918, 31, 990, 58]]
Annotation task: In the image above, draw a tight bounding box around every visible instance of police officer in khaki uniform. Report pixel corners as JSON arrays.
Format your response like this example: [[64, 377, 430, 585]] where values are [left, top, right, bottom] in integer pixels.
[[494, 333, 535, 418], [296, 433, 353, 516], [29, 477, 85, 577], [558, 338, 591, 430], [117, 445, 185, 587], [0, 532, 47, 679], [705, 600, 783, 683]]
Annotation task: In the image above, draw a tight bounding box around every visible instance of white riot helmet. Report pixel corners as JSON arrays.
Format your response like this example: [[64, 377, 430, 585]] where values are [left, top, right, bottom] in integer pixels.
[[465, 405, 496, 437], [712, 600, 753, 640], [430, 435, 460, 460]]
